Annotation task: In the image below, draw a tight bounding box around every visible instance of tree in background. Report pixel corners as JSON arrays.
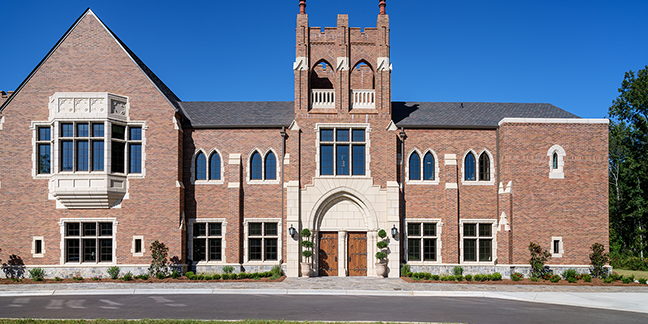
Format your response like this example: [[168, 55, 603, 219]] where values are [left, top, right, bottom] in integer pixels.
[[608, 65, 648, 261]]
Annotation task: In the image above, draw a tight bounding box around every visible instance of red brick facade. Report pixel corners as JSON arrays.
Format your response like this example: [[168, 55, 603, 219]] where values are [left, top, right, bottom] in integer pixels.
[[0, 4, 608, 278]]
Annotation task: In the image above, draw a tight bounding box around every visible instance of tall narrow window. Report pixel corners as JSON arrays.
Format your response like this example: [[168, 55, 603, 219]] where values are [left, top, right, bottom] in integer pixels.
[[265, 152, 276, 180], [478, 153, 490, 181], [251, 152, 262, 180], [209, 152, 221, 180], [37, 127, 51, 174], [92, 123, 104, 171], [464, 152, 476, 181], [111, 124, 125, 173], [423, 152, 435, 180], [409, 153, 420, 180], [195, 152, 206, 180], [128, 127, 142, 174], [552, 152, 558, 169], [352, 129, 365, 175]]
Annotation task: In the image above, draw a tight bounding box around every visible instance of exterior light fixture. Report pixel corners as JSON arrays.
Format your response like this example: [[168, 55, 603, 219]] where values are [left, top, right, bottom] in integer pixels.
[[289, 224, 296, 238], [391, 225, 398, 238]]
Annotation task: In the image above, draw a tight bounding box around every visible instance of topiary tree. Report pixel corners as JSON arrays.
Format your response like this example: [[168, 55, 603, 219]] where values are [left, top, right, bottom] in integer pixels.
[[590, 242, 610, 278], [301, 229, 313, 263], [376, 229, 388, 262], [528, 242, 551, 278], [148, 240, 169, 277]]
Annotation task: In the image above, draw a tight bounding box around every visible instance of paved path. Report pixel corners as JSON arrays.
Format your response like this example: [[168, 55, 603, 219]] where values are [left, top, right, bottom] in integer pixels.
[[1, 277, 647, 315]]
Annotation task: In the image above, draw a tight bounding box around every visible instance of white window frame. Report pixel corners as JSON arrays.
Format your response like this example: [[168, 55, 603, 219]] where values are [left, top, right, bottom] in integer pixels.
[[461, 149, 495, 186], [243, 218, 282, 265], [459, 219, 497, 265], [551, 236, 564, 258], [188, 218, 227, 264], [191, 148, 225, 185], [246, 148, 280, 184], [131, 235, 145, 257], [58, 218, 117, 265], [405, 219, 443, 264], [31, 236, 45, 258], [315, 123, 372, 178], [547, 145, 566, 179], [406, 149, 440, 185]]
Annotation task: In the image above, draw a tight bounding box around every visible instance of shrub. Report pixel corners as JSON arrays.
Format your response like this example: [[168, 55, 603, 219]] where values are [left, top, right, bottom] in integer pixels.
[[221, 273, 230, 280], [589, 243, 609, 278], [530, 276, 539, 282], [492, 273, 502, 281], [567, 277, 578, 283], [137, 274, 149, 280], [401, 264, 411, 277], [453, 266, 464, 276], [107, 266, 120, 280], [92, 276, 101, 281], [511, 272, 523, 281], [529, 242, 551, 278], [54, 277, 62, 281], [638, 278, 647, 285], [197, 274, 206, 280], [73, 275, 83, 281], [603, 277, 614, 283], [271, 265, 282, 278], [473, 274, 482, 281], [423, 273, 432, 280], [212, 274, 221, 280], [122, 272, 133, 281], [185, 271, 195, 279], [431, 274, 440, 280], [29, 268, 45, 281], [156, 272, 166, 280], [148, 240, 169, 277], [464, 274, 473, 281], [622, 276, 634, 284], [407, 271, 413, 277], [377, 241, 388, 249], [455, 275, 464, 282], [610, 272, 623, 281], [582, 274, 592, 282], [561, 268, 579, 280], [375, 251, 387, 260], [222, 266, 234, 274], [171, 270, 180, 279], [549, 275, 561, 283]]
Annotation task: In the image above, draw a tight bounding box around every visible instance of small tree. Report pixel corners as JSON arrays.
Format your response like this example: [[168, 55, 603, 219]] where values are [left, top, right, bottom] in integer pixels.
[[376, 229, 388, 262], [301, 229, 313, 263], [148, 240, 169, 277], [590, 242, 610, 278], [528, 242, 551, 278]]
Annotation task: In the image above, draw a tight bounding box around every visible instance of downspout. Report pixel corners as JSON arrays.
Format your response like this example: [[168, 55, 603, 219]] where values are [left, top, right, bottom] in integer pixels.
[[281, 127, 287, 264]]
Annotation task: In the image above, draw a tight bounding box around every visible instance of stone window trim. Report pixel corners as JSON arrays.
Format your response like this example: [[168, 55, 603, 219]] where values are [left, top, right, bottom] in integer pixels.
[[188, 218, 228, 264], [406, 149, 440, 185], [314, 123, 372, 178], [461, 149, 495, 186], [459, 219, 497, 265], [58, 218, 118, 266], [32, 236, 45, 258], [246, 148, 280, 184], [190, 148, 225, 185], [404, 218, 443, 265], [131, 235, 145, 257], [547, 145, 566, 179], [551, 236, 564, 258], [242, 218, 282, 266]]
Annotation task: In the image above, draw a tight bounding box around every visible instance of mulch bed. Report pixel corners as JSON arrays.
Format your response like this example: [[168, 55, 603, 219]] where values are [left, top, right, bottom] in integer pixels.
[[401, 276, 646, 286], [0, 276, 286, 285]]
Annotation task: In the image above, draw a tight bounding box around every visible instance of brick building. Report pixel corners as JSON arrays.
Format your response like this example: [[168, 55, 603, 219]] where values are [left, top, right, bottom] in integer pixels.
[[0, 1, 608, 278]]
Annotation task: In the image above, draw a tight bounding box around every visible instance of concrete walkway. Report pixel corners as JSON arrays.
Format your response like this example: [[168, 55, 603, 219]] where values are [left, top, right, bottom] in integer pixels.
[[1, 277, 647, 314]]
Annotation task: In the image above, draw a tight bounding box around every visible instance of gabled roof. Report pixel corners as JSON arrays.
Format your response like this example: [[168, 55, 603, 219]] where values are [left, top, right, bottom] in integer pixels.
[[0, 8, 181, 114], [178, 101, 294, 128], [393, 102, 580, 128]]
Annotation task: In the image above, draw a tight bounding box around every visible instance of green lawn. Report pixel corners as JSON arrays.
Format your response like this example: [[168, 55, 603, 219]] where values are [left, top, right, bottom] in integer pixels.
[[615, 268, 648, 279]]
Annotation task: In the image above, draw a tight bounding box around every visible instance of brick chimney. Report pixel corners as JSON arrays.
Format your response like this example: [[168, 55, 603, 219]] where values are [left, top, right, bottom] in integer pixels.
[[379, 0, 386, 15], [299, 0, 306, 14]]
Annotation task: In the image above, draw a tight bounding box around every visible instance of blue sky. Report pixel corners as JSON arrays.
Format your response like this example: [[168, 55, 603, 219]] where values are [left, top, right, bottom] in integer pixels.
[[1, 0, 646, 119]]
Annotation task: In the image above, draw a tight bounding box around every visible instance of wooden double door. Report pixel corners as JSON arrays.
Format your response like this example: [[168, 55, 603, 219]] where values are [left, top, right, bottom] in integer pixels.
[[318, 232, 367, 276]]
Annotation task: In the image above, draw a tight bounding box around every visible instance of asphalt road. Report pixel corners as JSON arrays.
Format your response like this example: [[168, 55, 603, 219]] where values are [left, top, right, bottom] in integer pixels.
[[1, 294, 646, 324]]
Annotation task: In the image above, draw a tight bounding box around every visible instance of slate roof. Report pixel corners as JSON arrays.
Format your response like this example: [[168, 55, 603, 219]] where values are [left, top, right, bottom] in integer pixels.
[[179, 101, 580, 128], [179, 101, 295, 128], [392, 102, 580, 128]]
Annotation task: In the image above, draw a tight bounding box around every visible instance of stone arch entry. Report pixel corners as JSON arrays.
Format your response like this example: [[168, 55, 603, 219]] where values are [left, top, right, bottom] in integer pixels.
[[309, 189, 379, 276]]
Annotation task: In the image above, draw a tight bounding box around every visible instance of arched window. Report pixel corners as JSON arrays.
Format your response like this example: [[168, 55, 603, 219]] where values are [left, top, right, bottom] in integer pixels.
[[251, 152, 262, 180], [552, 152, 558, 169], [478, 153, 490, 181], [265, 152, 276, 180], [195, 152, 206, 180], [465, 152, 476, 181], [409, 152, 420, 180], [209, 152, 221, 180], [423, 152, 435, 180]]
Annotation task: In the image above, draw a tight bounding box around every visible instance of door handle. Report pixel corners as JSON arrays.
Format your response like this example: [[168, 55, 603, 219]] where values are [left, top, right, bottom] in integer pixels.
[[335, 256, 337, 262]]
